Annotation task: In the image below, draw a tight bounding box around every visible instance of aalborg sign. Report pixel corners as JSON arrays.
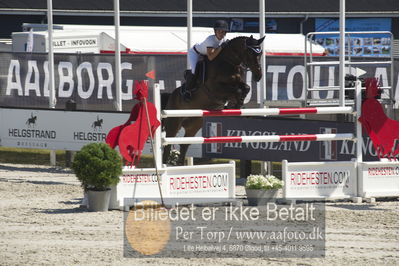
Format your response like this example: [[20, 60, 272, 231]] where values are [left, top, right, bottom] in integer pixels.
[[0, 53, 397, 111], [0, 108, 129, 151]]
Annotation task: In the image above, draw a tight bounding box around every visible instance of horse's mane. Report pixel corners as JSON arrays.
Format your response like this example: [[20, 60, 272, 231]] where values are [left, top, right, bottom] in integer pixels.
[[218, 36, 248, 56], [225, 36, 248, 47], [229, 36, 248, 41]]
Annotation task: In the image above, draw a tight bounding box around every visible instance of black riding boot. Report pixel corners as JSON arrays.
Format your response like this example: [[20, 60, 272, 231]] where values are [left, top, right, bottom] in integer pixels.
[[183, 70, 196, 101]]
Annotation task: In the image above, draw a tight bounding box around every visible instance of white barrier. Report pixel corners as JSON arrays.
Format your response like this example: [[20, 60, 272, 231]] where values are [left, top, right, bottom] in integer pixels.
[[282, 160, 358, 200], [110, 161, 236, 208], [358, 161, 399, 198]]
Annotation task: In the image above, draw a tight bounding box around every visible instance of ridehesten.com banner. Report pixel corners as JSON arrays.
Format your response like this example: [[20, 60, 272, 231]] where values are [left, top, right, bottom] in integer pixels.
[[0, 52, 398, 111]]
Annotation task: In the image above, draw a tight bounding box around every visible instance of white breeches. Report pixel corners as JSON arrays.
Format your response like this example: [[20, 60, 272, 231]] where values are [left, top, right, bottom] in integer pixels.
[[188, 47, 200, 74]]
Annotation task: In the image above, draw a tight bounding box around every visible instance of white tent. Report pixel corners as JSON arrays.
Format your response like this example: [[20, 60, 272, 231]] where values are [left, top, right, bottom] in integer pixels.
[[15, 24, 326, 55], [12, 31, 128, 53]]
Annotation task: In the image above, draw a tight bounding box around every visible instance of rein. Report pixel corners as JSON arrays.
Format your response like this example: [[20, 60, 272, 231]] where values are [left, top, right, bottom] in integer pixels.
[[220, 38, 261, 71]]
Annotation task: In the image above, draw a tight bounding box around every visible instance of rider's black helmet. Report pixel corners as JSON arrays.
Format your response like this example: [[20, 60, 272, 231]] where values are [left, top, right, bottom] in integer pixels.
[[213, 20, 229, 32]]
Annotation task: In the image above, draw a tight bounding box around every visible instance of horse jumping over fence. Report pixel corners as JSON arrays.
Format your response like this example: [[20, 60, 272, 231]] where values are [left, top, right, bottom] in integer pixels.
[[162, 35, 265, 165]]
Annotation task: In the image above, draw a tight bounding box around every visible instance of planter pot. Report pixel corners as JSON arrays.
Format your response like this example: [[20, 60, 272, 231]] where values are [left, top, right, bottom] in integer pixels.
[[245, 188, 278, 206], [87, 189, 111, 212]]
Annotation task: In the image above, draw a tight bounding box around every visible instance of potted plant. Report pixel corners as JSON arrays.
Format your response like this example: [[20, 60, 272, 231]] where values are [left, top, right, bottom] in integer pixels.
[[245, 174, 283, 206], [72, 142, 123, 212]]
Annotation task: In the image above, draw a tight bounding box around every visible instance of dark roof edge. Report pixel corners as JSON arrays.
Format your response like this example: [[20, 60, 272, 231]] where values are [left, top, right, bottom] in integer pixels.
[[1, 8, 399, 18]]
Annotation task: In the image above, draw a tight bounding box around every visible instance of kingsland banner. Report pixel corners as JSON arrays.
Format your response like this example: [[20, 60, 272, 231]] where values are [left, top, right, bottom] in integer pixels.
[[203, 117, 381, 162], [0, 52, 398, 111]]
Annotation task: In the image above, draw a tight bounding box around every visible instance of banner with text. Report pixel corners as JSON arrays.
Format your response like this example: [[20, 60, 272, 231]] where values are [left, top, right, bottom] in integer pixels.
[[0, 52, 398, 110], [203, 117, 381, 162], [0, 108, 128, 150], [282, 160, 357, 199], [358, 161, 399, 197]]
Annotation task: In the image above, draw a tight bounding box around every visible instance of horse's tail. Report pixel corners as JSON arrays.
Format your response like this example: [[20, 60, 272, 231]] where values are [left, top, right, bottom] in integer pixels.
[[161, 92, 171, 110]]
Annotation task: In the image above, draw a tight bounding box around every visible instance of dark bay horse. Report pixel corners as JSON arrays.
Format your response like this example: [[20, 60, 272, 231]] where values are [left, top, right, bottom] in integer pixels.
[[163, 35, 265, 165]]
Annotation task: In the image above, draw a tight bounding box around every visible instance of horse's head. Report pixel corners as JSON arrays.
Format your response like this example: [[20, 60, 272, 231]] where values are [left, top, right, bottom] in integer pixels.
[[242, 36, 265, 81], [222, 36, 265, 82]]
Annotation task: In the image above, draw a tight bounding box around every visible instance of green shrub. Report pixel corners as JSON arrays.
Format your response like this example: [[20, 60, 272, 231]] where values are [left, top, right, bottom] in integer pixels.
[[72, 143, 123, 191]]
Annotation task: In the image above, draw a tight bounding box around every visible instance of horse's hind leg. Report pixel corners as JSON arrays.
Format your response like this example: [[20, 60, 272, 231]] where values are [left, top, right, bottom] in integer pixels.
[[162, 117, 183, 164], [178, 118, 203, 165]]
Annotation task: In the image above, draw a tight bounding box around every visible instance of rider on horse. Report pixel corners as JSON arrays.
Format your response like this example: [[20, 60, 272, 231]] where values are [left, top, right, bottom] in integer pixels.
[[183, 20, 230, 101]]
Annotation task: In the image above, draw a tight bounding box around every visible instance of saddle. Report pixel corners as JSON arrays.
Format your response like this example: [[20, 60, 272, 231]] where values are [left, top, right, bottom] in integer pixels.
[[195, 58, 207, 85], [181, 59, 208, 96]]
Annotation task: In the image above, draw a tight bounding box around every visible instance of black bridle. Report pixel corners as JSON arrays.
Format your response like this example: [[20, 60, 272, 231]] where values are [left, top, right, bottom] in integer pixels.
[[220, 38, 262, 72]]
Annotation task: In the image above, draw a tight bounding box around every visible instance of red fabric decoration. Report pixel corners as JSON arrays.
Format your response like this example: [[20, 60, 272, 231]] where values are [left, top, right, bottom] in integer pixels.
[[133, 79, 148, 100], [105, 104, 140, 149], [106, 80, 160, 166], [358, 78, 399, 159]]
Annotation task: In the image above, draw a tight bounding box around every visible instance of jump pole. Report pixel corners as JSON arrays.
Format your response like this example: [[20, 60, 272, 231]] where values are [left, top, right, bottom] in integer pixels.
[[162, 106, 354, 118], [163, 133, 354, 145], [339, 0, 346, 106], [153, 83, 163, 169]]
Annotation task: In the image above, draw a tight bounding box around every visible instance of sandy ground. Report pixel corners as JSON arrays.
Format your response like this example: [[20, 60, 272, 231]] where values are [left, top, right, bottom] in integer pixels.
[[0, 163, 398, 266]]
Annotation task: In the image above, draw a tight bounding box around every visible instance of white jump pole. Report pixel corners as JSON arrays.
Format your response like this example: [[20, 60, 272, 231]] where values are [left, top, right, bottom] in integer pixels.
[[47, 0, 56, 166], [153, 83, 163, 169], [114, 0, 122, 111], [162, 106, 354, 118], [186, 0, 194, 166], [355, 76, 363, 199], [259, 0, 266, 107], [339, 0, 346, 107], [163, 133, 354, 146], [47, 0, 56, 109], [355, 78, 363, 164], [187, 0, 192, 68], [259, 0, 270, 176]]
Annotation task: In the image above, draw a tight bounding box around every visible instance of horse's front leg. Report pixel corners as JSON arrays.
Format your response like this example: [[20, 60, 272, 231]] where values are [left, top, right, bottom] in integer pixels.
[[226, 82, 250, 109], [237, 82, 250, 107]]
